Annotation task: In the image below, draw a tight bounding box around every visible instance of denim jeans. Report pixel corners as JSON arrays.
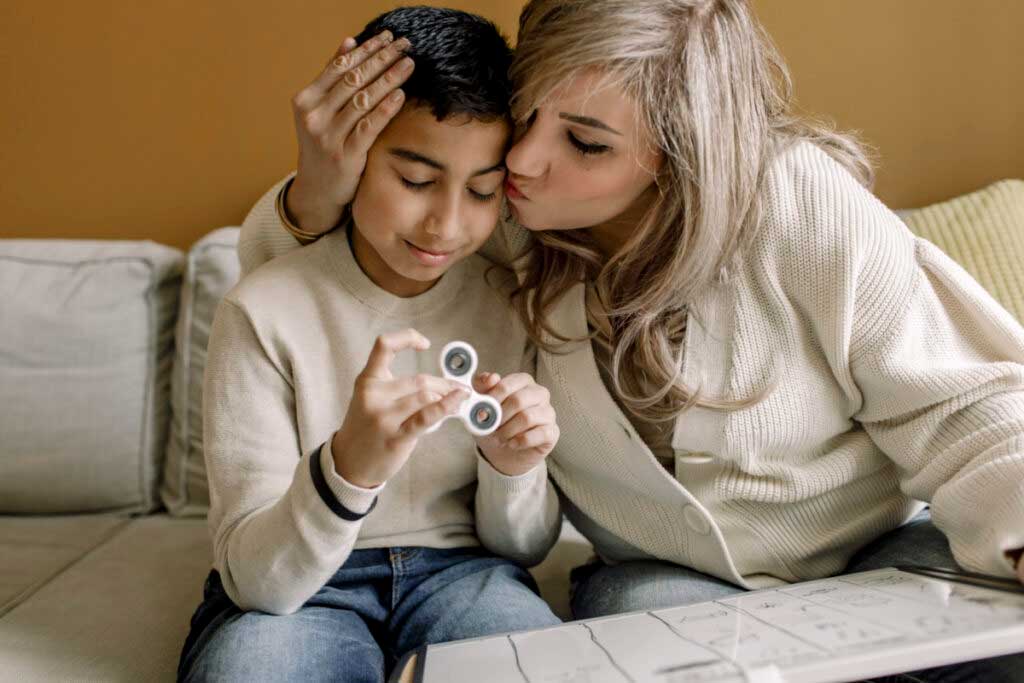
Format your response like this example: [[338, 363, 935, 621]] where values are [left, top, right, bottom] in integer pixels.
[[569, 509, 1023, 682], [177, 546, 561, 683]]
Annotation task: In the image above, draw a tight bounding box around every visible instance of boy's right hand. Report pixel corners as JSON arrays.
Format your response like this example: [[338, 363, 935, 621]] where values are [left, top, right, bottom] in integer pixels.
[[331, 329, 467, 489], [287, 31, 416, 236]]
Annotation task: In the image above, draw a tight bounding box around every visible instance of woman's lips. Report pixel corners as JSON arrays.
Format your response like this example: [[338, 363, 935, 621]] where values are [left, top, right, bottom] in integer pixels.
[[505, 178, 528, 201]]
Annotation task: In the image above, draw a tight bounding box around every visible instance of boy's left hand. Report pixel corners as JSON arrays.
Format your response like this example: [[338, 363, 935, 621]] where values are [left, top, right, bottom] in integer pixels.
[[473, 372, 559, 477]]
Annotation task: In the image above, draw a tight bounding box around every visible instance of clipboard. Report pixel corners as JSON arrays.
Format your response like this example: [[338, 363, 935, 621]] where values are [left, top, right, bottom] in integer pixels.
[[410, 567, 1024, 683]]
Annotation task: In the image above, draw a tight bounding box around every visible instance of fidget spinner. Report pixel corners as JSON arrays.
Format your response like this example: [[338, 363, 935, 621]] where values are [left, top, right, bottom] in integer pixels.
[[425, 341, 502, 437]]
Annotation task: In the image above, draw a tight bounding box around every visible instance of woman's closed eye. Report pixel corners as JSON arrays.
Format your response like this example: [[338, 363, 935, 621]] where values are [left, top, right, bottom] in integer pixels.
[[567, 131, 611, 157]]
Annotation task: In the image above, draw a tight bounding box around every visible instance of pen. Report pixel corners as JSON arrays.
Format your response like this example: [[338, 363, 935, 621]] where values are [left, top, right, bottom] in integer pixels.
[[895, 565, 1024, 595]]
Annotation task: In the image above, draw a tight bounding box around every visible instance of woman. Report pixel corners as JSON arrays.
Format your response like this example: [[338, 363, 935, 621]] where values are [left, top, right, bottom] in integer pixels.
[[241, 1, 1024, 679]]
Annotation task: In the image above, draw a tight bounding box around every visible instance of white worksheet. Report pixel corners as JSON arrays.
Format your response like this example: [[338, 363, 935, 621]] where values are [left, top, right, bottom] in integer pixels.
[[417, 568, 1024, 683]]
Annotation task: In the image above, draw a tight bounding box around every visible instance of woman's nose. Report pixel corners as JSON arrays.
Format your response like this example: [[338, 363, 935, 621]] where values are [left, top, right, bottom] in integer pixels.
[[505, 124, 547, 179]]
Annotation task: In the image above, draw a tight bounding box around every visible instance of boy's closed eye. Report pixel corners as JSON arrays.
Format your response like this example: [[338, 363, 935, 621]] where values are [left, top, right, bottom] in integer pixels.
[[390, 147, 506, 202], [395, 171, 505, 202]]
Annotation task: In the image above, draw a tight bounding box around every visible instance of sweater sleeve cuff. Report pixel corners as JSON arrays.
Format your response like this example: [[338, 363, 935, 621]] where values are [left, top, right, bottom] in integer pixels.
[[315, 441, 384, 519], [476, 450, 547, 495], [990, 485, 1024, 575], [938, 474, 1024, 578]]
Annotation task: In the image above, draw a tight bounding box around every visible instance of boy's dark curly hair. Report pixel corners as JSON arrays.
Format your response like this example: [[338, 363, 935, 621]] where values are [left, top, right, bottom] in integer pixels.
[[356, 6, 513, 122]]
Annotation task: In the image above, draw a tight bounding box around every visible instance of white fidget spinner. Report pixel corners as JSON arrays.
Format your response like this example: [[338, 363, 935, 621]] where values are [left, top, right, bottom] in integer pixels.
[[425, 341, 502, 437]]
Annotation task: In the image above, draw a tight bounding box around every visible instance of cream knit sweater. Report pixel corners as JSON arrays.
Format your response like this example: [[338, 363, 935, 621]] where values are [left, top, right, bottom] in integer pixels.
[[239, 142, 1024, 587], [205, 228, 560, 615]]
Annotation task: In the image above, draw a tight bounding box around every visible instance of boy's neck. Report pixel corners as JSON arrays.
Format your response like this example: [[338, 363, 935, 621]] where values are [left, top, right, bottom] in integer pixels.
[[347, 224, 442, 298]]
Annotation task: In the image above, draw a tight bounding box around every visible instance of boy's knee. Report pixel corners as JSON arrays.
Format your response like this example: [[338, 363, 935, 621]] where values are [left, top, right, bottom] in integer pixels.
[[183, 611, 384, 683]]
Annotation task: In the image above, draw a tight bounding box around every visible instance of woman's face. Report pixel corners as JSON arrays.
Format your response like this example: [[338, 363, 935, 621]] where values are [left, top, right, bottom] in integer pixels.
[[504, 69, 663, 235]]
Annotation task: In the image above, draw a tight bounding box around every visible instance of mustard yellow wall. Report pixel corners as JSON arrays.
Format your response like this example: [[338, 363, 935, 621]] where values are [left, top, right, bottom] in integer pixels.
[[754, 0, 1024, 215], [1, 1, 1021, 250]]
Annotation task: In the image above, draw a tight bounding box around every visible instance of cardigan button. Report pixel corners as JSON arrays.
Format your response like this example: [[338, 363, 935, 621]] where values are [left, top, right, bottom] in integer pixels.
[[683, 505, 711, 535], [676, 451, 714, 464]]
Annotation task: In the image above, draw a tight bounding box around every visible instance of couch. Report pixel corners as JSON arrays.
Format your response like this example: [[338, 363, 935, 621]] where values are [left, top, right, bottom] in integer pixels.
[[1, 179, 1021, 681]]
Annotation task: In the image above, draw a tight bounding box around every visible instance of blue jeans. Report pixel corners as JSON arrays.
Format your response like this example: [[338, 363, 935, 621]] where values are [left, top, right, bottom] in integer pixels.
[[177, 546, 560, 683], [569, 509, 1023, 682]]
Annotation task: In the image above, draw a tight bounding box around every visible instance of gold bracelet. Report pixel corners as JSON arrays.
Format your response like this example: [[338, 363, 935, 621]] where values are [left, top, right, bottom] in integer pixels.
[[275, 176, 331, 245]]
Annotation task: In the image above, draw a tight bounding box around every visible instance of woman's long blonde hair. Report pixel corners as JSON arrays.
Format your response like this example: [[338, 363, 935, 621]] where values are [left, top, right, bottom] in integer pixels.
[[509, 0, 873, 422]]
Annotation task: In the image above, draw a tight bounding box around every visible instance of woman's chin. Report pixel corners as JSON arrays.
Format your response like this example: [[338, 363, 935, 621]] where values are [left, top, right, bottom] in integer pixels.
[[505, 202, 595, 233], [514, 219, 548, 233], [504, 203, 545, 232]]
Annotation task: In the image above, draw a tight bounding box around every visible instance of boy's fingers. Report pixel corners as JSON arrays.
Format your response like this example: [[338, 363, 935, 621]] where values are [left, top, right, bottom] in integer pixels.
[[495, 381, 550, 422], [362, 329, 430, 379], [390, 389, 445, 425], [328, 52, 413, 134], [485, 372, 535, 405], [398, 388, 468, 437], [507, 424, 559, 452], [471, 372, 502, 394], [389, 374, 461, 399], [495, 405, 555, 443]]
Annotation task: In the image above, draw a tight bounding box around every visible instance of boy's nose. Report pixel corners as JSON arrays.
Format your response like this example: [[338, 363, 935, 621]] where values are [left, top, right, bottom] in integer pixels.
[[423, 199, 460, 241]]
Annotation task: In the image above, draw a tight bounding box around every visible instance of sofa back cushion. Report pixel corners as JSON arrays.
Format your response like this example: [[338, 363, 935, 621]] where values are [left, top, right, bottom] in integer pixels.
[[160, 228, 241, 516], [0, 240, 183, 513]]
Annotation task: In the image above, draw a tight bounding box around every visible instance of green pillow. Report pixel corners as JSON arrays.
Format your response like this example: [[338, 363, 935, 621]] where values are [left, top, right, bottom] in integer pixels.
[[902, 179, 1024, 324]]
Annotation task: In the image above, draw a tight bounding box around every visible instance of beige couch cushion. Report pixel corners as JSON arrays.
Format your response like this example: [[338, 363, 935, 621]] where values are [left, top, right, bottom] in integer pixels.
[[0, 240, 183, 513], [0, 515, 130, 617], [161, 228, 241, 516], [0, 515, 211, 682]]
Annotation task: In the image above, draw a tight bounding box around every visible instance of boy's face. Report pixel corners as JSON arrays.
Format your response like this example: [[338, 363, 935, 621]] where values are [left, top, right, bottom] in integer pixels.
[[350, 105, 511, 297]]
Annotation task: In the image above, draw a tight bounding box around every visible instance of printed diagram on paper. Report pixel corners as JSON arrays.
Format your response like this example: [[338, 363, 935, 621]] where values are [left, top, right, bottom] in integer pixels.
[[418, 568, 1024, 683]]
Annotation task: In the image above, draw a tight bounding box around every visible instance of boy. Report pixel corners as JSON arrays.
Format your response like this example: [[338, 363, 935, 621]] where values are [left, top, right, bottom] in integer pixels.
[[177, 8, 562, 682]]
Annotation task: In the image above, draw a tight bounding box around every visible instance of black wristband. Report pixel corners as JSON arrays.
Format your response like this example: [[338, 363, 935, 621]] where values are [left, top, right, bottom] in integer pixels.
[[309, 446, 378, 521]]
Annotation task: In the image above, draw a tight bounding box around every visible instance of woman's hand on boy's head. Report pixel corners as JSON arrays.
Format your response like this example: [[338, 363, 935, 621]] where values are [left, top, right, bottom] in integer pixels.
[[473, 372, 560, 478], [287, 31, 416, 236]]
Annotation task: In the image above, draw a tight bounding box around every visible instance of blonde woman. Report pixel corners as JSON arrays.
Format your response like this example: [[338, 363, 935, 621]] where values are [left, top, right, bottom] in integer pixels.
[[240, 1, 1024, 678]]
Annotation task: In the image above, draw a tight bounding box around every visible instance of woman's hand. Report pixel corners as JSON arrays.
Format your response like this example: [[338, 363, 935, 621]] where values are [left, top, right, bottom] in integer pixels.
[[474, 372, 560, 477], [1012, 548, 1024, 585], [287, 31, 415, 235], [331, 329, 466, 488]]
